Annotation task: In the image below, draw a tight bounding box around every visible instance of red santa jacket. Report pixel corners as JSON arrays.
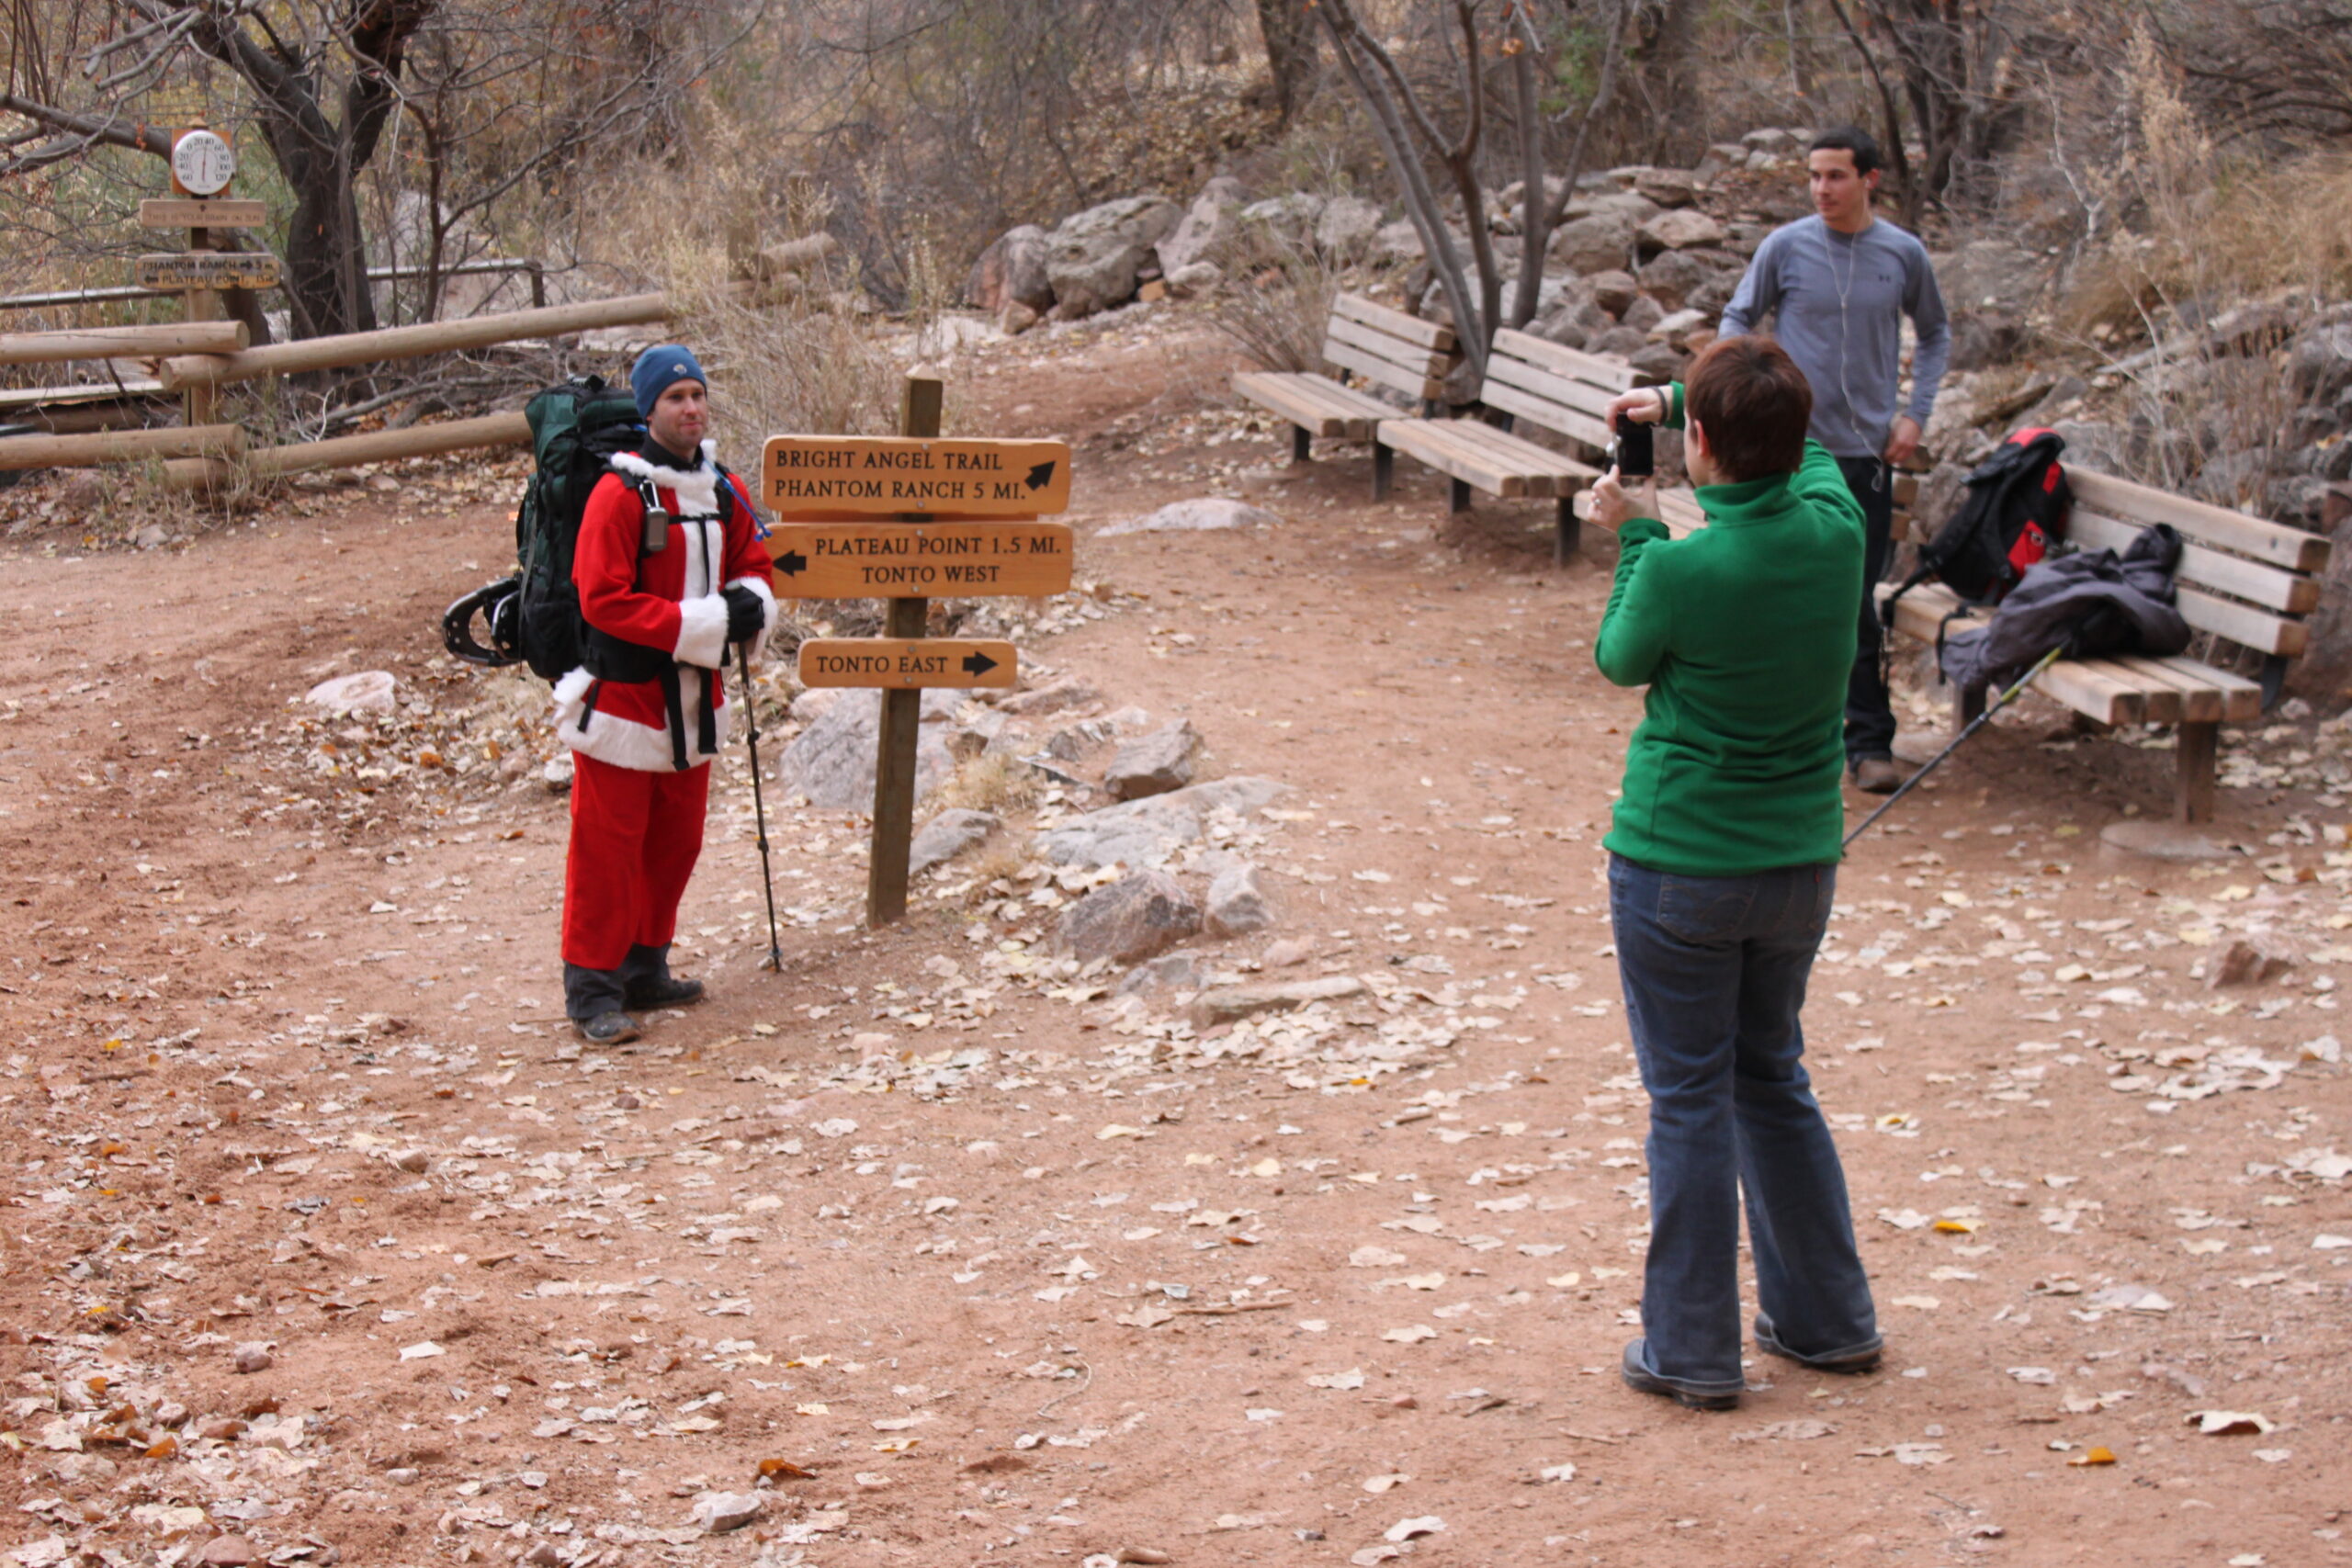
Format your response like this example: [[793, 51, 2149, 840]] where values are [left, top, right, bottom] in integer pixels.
[[552, 437, 777, 773]]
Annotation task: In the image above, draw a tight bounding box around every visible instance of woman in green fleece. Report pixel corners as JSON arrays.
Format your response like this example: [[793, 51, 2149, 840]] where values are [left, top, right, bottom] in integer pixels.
[[1585, 335, 1883, 1411]]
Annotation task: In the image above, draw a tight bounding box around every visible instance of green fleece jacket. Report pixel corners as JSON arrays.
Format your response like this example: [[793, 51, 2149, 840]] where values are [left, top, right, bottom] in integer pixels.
[[1595, 383, 1865, 875]]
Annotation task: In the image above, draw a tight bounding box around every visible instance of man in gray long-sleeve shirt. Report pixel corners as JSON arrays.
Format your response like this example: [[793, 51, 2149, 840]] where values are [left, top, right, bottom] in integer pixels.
[[1720, 125, 1949, 792]]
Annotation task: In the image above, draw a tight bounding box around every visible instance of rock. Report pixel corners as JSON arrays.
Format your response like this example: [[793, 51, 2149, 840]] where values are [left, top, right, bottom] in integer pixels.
[[1634, 166, 1702, 208], [1590, 324, 1649, 357], [1236, 193, 1326, 251], [1371, 219, 1425, 263], [1115, 951, 1205, 997], [963, 224, 1055, 313], [1103, 719, 1201, 800], [1205, 861, 1275, 936], [1046, 196, 1182, 316], [998, 300, 1040, 335], [305, 670, 397, 715], [391, 1148, 431, 1174], [541, 753, 575, 794], [691, 1492, 763, 1534], [1165, 260, 1222, 295], [1636, 249, 1723, 313], [1651, 307, 1709, 346], [1638, 208, 1726, 253], [1001, 677, 1101, 716], [1532, 297, 1611, 350], [1547, 211, 1637, 275], [1629, 342, 1690, 382], [132, 523, 172, 549], [1098, 497, 1280, 536], [232, 1343, 273, 1374], [1937, 239, 2045, 312], [1157, 175, 1248, 274], [1039, 776, 1291, 869], [775, 688, 967, 808], [2288, 324, 2352, 405], [1315, 195, 1385, 258], [1947, 310, 2025, 372], [1693, 141, 1748, 182], [1055, 870, 1202, 966], [910, 809, 1001, 876], [2209, 938, 2295, 988], [197, 1537, 258, 1567], [1193, 974, 1364, 1024], [2049, 419, 2126, 478], [1263, 936, 1316, 967], [1587, 269, 1640, 316], [1743, 127, 1805, 156], [1618, 293, 1665, 333]]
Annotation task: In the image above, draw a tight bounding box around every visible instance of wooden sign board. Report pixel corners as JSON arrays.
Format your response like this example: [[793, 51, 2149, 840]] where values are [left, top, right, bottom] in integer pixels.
[[798, 638, 1017, 690], [137, 252, 280, 290], [768, 521, 1071, 599], [763, 435, 1071, 519], [138, 198, 267, 230]]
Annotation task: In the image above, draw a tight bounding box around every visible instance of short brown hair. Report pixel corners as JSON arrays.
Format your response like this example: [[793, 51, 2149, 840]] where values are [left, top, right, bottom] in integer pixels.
[[1686, 334, 1812, 482]]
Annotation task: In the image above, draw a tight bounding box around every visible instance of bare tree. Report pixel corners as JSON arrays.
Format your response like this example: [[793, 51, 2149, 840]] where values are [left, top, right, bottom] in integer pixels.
[[2163, 1, 2352, 141], [1256, 0, 1318, 124], [1821, 0, 2022, 223], [1315, 0, 1632, 382], [2, 0, 741, 339]]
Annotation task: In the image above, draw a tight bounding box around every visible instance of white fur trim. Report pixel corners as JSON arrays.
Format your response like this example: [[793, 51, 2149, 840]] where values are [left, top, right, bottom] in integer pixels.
[[673, 593, 730, 669], [555, 671, 729, 773], [727, 573, 780, 665], [550, 666, 596, 733], [610, 446, 722, 518]]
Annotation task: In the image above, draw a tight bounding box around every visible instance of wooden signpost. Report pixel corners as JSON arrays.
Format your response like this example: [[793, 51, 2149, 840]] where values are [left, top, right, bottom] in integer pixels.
[[141, 132, 266, 430], [762, 380, 1074, 926], [134, 252, 279, 291]]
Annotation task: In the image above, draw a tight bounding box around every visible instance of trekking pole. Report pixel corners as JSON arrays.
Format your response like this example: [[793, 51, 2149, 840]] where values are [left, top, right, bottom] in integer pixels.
[[735, 642, 786, 972], [1843, 641, 2069, 850]]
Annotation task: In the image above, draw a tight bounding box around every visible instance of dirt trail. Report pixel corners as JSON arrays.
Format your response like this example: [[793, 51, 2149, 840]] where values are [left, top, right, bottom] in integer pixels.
[[2, 307, 2348, 1568]]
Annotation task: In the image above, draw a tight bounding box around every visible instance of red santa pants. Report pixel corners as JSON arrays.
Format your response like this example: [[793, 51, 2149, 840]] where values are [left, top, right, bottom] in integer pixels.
[[561, 752, 711, 971]]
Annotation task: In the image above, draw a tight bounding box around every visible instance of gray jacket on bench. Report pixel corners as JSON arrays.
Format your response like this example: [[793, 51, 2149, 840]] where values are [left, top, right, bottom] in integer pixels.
[[1938, 524, 2191, 693]]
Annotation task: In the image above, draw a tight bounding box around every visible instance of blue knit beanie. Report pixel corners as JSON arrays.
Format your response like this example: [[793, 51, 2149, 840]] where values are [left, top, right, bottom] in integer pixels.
[[630, 344, 708, 420]]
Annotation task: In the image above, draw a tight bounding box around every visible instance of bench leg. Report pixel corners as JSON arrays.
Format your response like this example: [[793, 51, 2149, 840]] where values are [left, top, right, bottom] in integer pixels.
[[1555, 496, 1579, 563], [1449, 477, 1471, 514], [1373, 442, 1393, 502], [1291, 424, 1312, 465], [2176, 721, 2219, 823], [1953, 682, 1986, 735]]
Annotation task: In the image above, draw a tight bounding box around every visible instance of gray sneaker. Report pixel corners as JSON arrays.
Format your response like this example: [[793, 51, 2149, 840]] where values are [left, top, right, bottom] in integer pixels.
[[1851, 756, 1904, 794], [578, 1010, 640, 1045]]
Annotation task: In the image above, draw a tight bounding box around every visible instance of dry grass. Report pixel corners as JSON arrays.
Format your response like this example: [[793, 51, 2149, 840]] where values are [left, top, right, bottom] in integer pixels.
[[1207, 216, 1351, 375], [928, 751, 1042, 816]]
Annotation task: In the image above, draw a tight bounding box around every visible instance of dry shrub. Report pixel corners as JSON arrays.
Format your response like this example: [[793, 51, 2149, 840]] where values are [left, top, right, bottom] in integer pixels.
[[928, 751, 1041, 816], [1207, 216, 1351, 374]]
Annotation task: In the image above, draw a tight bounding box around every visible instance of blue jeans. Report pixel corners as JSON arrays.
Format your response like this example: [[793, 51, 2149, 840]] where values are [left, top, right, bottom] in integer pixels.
[[1609, 854, 1878, 1394]]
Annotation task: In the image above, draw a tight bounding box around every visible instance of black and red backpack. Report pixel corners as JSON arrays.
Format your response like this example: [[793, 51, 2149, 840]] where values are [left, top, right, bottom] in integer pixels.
[[1886, 427, 2070, 619]]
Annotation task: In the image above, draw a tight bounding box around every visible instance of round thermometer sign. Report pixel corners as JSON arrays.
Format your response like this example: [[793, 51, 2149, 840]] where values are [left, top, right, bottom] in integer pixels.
[[172, 129, 235, 197]]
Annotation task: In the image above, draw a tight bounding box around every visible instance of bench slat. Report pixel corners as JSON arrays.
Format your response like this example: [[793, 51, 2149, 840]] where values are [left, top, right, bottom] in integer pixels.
[[2068, 508, 2322, 614], [2104, 655, 2224, 722], [2074, 658, 2183, 723], [2177, 584, 2305, 657], [2033, 660, 2147, 727], [1232, 373, 1387, 438], [1490, 328, 1641, 392], [1325, 312, 1453, 377], [1480, 365, 1616, 450], [2068, 468, 2331, 573], [1324, 336, 1446, 402], [1380, 418, 1588, 497], [1332, 291, 1456, 353], [2154, 657, 2264, 722]]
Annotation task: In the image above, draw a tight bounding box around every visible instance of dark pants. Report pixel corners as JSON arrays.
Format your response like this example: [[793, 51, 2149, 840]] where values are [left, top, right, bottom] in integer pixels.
[[1609, 854, 1879, 1394], [1839, 455, 1897, 763]]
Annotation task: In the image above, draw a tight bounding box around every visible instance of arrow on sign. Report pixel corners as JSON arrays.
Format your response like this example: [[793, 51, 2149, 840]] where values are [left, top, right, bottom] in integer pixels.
[[1024, 460, 1057, 491], [960, 650, 1000, 678], [776, 548, 808, 577]]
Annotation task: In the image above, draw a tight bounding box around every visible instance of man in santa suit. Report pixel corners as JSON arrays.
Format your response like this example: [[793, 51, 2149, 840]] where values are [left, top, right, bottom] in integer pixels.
[[552, 344, 777, 1043]]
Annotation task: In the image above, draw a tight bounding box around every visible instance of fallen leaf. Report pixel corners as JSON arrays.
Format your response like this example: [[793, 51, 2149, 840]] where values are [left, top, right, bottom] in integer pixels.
[[1095, 1124, 1146, 1141], [1891, 1295, 1940, 1310], [1401, 1272, 1446, 1292], [1732, 1419, 1836, 1441], [2068, 1447, 2117, 1467], [2187, 1410, 2275, 1436], [399, 1341, 445, 1361], [1350, 1247, 1408, 1269], [1382, 1325, 1437, 1344], [1537, 1461, 1578, 1481], [757, 1459, 816, 1479], [1384, 1516, 1445, 1542], [1307, 1369, 1367, 1391], [1362, 1472, 1409, 1494], [795, 1403, 831, 1416]]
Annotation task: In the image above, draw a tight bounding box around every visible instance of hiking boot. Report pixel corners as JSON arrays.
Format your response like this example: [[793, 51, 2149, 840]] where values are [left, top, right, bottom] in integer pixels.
[[624, 975, 706, 1011], [1851, 755, 1904, 795], [1753, 1314, 1883, 1374], [577, 1010, 640, 1046], [1619, 1339, 1741, 1411]]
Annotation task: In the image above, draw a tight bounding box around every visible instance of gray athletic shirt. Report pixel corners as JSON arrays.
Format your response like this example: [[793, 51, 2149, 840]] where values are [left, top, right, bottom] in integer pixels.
[[1719, 215, 1950, 459]]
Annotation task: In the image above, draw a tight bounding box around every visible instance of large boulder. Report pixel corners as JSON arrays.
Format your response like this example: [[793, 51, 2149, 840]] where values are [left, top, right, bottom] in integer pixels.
[[1103, 719, 1201, 801], [1638, 208, 1726, 254], [1156, 175, 1249, 275], [1099, 497, 1280, 536], [1054, 870, 1202, 967], [1635, 249, 1714, 312], [1547, 211, 1637, 275], [1205, 861, 1276, 937], [1634, 167, 1702, 208], [1045, 196, 1182, 317], [776, 688, 967, 809], [2288, 324, 2352, 406], [963, 224, 1054, 313], [910, 809, 1001, 877], [1315, 195, 1385, 259], [1039, 776, 1290, 869]]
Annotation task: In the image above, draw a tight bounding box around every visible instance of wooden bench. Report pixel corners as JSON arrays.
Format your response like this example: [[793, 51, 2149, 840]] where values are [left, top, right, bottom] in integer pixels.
[[1575, 466, 2331, 822], [1882, 468, 2330, 821], [1378, 329, 1642, 562], [1231, 292, 1457, 497]]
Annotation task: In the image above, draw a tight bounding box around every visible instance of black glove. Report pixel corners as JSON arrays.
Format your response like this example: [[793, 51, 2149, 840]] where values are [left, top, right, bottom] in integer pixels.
[[721, 584, 764, 643]]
